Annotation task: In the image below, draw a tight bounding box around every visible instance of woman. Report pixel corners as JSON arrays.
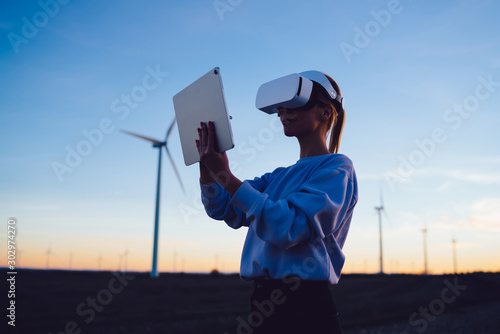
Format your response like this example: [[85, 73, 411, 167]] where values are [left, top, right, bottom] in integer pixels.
[[196, 71, 358, 333]]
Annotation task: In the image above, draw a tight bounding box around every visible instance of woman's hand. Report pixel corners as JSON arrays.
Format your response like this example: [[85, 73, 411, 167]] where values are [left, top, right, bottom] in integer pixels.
[[196, 121, 242, 195]]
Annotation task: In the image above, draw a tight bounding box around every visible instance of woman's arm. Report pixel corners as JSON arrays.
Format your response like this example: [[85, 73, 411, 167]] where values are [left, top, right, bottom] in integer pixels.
[[197, 121, 246, 228]]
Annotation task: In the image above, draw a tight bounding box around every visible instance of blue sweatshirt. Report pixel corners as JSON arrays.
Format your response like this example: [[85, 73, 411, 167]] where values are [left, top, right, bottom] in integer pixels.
[[200, 153, 358, 284]]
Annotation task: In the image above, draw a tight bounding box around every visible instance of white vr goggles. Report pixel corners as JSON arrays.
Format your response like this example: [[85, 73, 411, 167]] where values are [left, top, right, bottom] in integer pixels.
[[255, 71, 344, 114]]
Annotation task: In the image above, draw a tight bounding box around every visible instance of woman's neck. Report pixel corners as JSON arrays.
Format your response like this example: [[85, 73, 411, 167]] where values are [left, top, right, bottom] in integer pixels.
[[298, 134, 330, 159]]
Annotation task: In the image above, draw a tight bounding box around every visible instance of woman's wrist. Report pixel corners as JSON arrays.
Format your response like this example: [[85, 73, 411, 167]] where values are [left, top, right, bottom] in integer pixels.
[[199, 163, 216, 184], [225, 175, 243, 197]]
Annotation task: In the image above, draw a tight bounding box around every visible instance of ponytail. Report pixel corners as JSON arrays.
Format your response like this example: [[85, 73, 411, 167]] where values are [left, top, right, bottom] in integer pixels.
[[314, 73, 345, 154], [328, 108, 345, 154]]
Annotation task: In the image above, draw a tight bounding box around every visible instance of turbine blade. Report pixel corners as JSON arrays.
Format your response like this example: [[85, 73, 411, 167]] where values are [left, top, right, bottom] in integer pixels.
[[121, 130, 163, 146], [379, 187, 384, 209], [165, 146, 186, 195], [165, 118, 176, 142], [382, 209, 392, 227], [377, 186, 392, 226]]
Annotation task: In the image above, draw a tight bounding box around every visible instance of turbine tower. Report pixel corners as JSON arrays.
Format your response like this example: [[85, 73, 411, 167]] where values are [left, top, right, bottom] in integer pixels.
[[452, 235, 458, 274], [374, 191, 386, 274], [422, 222, 428, 275], [122, 118, 185, 278], [97, 254, 103, 271], [123, 248, 129, 273], [45, 245, 52, 270], [69, 251, 75, 271], [375, 189, 390, 274]]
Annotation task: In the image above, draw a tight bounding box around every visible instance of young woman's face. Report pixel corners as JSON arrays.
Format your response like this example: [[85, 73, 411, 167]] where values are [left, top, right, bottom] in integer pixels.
[[278, 104, 327, 138]]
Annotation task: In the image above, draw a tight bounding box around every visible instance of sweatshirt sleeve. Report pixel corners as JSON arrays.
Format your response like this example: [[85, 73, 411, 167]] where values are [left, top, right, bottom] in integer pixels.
[[230, 167, 356, 249], [200, 174, 272, 229], [200, 182, 247, 229]]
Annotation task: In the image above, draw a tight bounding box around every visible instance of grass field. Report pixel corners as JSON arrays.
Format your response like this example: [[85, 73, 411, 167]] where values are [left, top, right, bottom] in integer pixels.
[[3, 269, 500, 333]]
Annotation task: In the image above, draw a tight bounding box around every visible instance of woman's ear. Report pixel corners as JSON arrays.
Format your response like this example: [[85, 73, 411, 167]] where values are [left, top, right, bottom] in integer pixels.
[[322, 106, 333, 121]]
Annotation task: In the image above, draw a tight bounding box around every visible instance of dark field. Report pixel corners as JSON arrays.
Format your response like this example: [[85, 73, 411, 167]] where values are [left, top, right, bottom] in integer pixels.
[[3, 269, 500, 334]]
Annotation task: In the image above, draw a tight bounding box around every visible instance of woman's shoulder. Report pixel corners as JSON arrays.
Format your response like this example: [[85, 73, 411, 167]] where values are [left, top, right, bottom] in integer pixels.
[[259, 154, 355, 182], [297, 154, 356, 183], [298, 153, 354, 170]]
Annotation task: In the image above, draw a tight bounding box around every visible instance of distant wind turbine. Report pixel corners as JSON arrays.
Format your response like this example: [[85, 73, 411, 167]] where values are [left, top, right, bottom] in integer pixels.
[[374, 190, 390, 274], [123, 248, 129, 273], [118, 254, 123, 272], [121, 118, 186, 278], [97, 254, 103, 271], [422, 222, 429, 275], [45, 245, 52, 270], [452, 234, 458, 274], [69, 251, 75, 270]]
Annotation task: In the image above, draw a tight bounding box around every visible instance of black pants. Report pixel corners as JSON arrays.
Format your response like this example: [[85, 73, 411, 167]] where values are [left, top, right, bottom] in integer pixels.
[[247, 279, 343, 334]]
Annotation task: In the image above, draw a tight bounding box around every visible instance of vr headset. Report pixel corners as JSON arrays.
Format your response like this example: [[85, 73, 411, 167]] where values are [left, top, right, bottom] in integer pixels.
[[255, 70, 344, 114]]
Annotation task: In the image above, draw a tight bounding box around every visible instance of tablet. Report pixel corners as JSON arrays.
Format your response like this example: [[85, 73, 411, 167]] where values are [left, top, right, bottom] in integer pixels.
[[173, 67, 234, 166]]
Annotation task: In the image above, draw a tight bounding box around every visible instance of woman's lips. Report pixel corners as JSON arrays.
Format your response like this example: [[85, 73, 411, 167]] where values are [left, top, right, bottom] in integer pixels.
[[281, 118, 297, 125]]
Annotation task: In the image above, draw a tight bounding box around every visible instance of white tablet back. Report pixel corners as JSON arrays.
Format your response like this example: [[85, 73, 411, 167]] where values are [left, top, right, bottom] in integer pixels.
[[173, 67, 234, 166]]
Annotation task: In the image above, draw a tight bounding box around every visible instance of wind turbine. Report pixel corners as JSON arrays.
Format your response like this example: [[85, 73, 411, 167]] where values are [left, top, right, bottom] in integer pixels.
[[422, 222, 428, 275], [121, 118, 186, 278], [97, 254, 103, 271], [374, 190, 390, 274], [45, 245, 52, 270], [69, 251, 75, 271], [452, 234, 458, 274], [118, 254, 123, 272], [123, 248, 129, 273], [173, 250, 178, 273]]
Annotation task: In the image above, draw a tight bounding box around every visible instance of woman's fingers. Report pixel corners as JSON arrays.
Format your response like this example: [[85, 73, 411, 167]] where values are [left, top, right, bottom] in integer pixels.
[[196, 126, 202, 155], [206, 121, 215, 152], [197, 123, 206, 150], [198, 122, 216, 151], [200, 122, 207, 147], [196, 121, 217, 159], [195, 121, 234, 188]]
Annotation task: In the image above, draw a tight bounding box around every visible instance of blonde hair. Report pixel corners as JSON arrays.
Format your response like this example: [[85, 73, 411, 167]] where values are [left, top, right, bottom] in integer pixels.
[[315, 74, 345, 154]]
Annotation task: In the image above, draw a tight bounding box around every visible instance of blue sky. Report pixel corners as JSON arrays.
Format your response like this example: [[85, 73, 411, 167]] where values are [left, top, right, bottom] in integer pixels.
[[1, 0, 499, 274]]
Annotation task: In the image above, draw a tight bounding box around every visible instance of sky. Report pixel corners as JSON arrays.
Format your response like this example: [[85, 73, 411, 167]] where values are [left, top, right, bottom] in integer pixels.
[[1, 0, 499, 275]]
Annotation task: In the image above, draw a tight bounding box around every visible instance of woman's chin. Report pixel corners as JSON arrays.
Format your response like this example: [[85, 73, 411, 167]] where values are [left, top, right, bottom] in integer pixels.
[[282, 124, 297, 137]]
